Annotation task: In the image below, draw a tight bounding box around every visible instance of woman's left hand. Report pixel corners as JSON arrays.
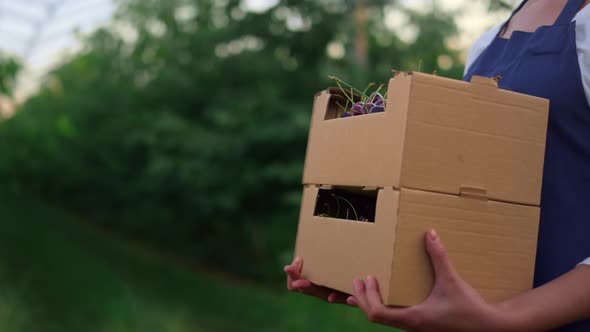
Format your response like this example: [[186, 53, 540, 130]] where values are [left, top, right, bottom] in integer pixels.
[[350, 229, 514, 332]]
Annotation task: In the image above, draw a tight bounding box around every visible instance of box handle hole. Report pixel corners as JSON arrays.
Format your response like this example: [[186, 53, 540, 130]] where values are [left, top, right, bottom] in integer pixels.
[[313, 186, 378, 223]]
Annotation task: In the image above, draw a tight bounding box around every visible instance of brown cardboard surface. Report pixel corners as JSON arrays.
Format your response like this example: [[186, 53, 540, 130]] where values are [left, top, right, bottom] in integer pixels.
[[294, 185, 539, 306], [295, 71, 546, 307], [301, 76, 410, 188], [294, 186, 399, 297], [400, 72, 549, 206], [388, 188, 540, 306], [302, 78, 412, 189], [302, 72, 549, 206]]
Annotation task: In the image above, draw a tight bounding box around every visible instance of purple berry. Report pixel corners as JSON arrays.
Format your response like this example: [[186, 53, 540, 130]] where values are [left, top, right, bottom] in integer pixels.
[[374, 99, 384, 106], [369, 105, 385, 113], [363, 102, 375, 113], [351, 102, 364, 112], [370, 92, 384, 103], [340, 111, 354, 118], [353, 104, 367, 115]]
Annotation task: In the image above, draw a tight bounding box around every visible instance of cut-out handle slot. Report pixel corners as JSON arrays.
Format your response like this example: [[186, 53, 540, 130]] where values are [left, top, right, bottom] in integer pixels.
[[313, 186, 378, 222]]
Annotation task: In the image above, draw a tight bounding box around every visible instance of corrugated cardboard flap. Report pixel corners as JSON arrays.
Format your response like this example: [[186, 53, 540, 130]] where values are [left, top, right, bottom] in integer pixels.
[[388, 188, 540, 306], [399, 72, 550, 206], [302, 72, 550, 206]]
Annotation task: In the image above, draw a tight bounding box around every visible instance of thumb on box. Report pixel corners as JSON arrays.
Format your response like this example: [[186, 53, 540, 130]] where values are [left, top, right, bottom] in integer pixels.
[[425, 229, 458, 282]]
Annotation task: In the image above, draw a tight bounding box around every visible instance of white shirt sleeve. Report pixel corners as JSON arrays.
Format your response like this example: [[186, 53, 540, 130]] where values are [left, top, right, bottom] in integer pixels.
[[574, 9, 590, 107], [571, 11, 590, 267]]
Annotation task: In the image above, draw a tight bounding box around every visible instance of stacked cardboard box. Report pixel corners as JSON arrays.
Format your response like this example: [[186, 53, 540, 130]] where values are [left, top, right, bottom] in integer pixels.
[[294, 72, 550, 306]]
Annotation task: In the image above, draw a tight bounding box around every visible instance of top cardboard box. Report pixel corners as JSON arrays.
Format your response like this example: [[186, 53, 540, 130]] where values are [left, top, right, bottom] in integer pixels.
[[302, 72, 549, 206]]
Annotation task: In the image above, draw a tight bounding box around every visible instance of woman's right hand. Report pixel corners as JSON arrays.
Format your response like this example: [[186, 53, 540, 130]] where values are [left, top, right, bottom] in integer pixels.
[[285, 257, 354, 305]]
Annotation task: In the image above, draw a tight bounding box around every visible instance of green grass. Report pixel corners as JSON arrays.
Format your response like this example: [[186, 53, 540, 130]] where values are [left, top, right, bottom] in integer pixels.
[[0, 193, 395, 332]]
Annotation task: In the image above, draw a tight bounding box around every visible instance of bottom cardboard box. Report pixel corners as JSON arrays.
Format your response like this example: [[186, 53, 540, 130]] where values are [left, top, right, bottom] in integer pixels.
[[294, 185, 539, 306]]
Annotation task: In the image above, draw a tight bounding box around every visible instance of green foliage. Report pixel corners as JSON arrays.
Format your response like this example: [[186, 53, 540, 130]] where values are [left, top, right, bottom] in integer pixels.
[[0, 54, 21, 96], [0, 192, 396, 332], [0, 0, 465, 280]]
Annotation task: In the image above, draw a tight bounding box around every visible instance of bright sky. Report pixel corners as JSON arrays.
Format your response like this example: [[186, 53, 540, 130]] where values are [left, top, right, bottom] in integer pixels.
[[0, 0, 511, 100], [0, 0, 116, 99]]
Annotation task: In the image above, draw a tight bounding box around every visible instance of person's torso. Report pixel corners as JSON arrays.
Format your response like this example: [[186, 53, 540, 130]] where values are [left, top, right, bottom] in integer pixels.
[[464, 0, 590, 331]]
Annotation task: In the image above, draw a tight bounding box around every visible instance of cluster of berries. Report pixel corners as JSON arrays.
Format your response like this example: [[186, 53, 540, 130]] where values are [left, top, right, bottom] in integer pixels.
[[340, 92, 385, 117], [328, 76, 387, 118]]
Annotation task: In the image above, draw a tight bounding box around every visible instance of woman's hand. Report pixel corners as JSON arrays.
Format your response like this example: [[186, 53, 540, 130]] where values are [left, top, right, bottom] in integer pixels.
[[351, 229, 512, 332], [285, 257, 354, 305], [288, 229, 590, 331]]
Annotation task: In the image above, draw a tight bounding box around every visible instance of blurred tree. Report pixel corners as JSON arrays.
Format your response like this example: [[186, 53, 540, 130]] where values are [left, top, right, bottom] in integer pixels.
[[0, 0, 467, 280], [0, 54, 20, 97]]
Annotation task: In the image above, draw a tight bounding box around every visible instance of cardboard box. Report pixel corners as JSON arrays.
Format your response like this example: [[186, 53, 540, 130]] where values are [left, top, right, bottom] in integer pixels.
[[303, 72, 549, 206], [295, 185, 540, 306], [294, 72, 549, 306]]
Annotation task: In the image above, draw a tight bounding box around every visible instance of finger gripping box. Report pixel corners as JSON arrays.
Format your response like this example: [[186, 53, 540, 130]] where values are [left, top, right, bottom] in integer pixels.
[[294, 72, 550, 306]]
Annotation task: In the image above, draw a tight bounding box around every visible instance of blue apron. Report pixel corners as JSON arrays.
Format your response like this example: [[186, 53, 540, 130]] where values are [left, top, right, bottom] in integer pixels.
[[464, 0, 590, 330]]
